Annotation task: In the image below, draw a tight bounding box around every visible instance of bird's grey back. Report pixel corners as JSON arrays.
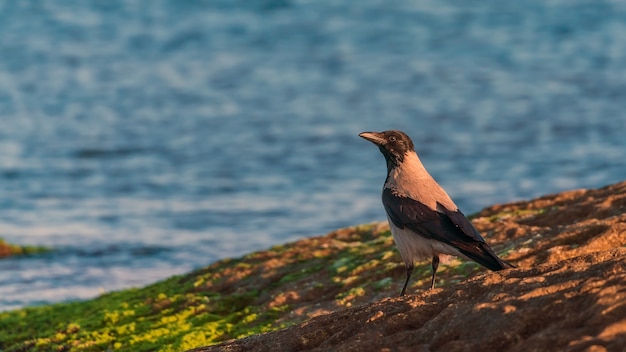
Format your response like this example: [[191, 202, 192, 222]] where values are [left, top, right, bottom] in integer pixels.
[[384, 152, 458, 211]]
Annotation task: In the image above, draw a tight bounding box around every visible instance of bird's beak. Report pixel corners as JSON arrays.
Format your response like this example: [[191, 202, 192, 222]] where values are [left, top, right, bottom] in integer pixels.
[[359, 131, 386, 145]]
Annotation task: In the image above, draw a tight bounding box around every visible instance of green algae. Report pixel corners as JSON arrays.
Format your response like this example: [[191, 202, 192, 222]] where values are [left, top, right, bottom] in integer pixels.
[[0, 227, 371, 350], [484, 208, 548, 222], [0, 275, 281, 351], [0, 238, 50, 258], [0, 221, 514, 351]]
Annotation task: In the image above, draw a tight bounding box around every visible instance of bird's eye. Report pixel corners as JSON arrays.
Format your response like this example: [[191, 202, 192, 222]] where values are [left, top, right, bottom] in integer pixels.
[[389, 136, 397, 142]]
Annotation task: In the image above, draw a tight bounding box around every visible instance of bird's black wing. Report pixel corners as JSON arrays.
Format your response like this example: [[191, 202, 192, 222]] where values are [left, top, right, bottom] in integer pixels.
[[382, 188, 484, 243], [382, 188, 514, 270]]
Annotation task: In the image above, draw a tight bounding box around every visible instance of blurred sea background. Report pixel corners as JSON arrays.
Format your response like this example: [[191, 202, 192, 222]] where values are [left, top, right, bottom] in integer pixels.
[[0, 0, 625, 311]]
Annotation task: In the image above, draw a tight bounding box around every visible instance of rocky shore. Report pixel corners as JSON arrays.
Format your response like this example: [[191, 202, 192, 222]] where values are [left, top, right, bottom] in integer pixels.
[[0, 239, 49, 258], [192, 180, 626, 352], [1, 181, 625, 351]]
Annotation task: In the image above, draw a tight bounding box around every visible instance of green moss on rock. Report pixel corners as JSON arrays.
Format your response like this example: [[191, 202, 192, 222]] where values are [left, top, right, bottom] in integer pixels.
[[0, 238, 50, 258], [0, 220, 514, 351]]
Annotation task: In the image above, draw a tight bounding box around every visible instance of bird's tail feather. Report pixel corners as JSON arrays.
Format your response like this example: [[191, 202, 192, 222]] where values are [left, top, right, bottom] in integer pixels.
[[460, 243, 516, 271]]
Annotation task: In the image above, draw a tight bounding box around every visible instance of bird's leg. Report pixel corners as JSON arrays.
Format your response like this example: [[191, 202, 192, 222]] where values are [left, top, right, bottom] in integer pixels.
[[430, 255, 440, 290], [400, 264, 414, 296]]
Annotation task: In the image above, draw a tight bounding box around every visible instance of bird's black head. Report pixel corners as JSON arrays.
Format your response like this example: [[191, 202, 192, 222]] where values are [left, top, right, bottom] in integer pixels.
[[359, 130, 415, 171]]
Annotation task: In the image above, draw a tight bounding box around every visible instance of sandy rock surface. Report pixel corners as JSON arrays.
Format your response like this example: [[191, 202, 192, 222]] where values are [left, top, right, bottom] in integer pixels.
[[191, 181, 626, 352]]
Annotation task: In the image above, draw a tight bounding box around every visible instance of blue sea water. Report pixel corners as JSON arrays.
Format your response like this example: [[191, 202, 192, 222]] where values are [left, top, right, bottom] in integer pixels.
[[0, 0, 625, 311]]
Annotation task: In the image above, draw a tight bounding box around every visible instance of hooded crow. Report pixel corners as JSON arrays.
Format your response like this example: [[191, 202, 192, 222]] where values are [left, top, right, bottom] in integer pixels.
[[359, 130, 515, 296]]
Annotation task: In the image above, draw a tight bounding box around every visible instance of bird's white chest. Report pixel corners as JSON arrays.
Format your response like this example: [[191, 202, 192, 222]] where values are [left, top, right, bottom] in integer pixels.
[[388, 217, 463, 266]]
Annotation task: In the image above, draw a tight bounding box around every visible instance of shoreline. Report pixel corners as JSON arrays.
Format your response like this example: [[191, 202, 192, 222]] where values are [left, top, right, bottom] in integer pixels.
[[1, 180, 625, 351]]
